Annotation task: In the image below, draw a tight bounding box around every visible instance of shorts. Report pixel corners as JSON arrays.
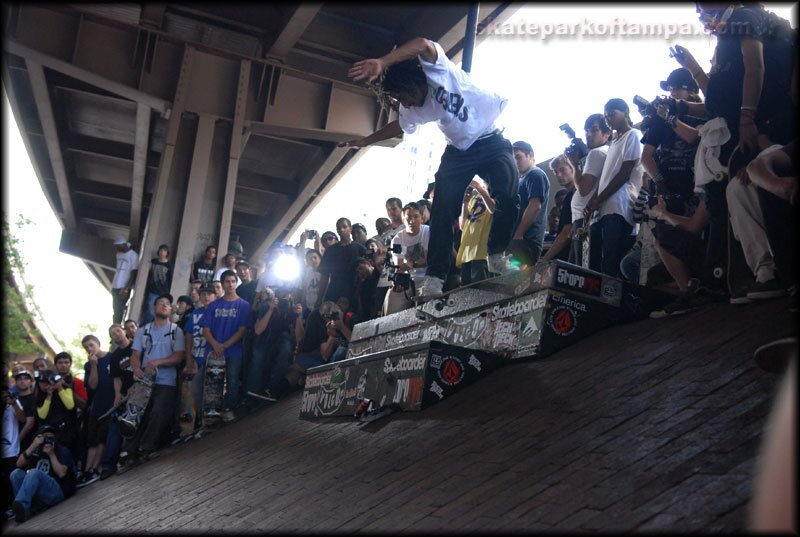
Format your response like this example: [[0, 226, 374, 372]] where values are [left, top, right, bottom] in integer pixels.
[[86, 415, 109, 448]]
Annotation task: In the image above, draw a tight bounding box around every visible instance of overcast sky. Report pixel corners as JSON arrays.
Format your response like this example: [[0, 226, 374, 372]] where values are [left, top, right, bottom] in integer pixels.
[[4, 3, 796, 357]]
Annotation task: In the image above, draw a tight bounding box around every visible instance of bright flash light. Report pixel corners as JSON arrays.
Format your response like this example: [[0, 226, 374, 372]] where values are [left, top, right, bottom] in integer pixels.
[[274, 253, 301, 282]]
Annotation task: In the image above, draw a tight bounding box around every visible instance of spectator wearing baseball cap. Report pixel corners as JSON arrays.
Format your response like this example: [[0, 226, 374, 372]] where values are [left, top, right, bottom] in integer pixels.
[[582, 98, 644, 278], [111, 236, 139, 325], [12, 369, 37, 452], [660, 67, 699, 94], [509, 140, 550, 269]]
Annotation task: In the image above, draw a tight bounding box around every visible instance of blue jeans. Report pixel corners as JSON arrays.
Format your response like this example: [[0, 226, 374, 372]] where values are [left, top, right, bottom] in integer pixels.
[[142, 291, 159, 324], [330, 345, 348, 363], [589, 214, 635, 278], [246, 333, 292, 395], [426, 133, 519, 281], [620, 248, 641, 283], [224, 356, 243, 410], [296, 352, 326, 371], [10, 469, 64, 513], [101, 418, 121, 473]]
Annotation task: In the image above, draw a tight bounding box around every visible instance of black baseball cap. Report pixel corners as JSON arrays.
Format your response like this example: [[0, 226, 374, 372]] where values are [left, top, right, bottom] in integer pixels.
[[512, 141, 533, 154], [155, 293, 173, 304], [177, 295, 193, 305], [660, 68, 699, 93], [199, 284, 216, 295]]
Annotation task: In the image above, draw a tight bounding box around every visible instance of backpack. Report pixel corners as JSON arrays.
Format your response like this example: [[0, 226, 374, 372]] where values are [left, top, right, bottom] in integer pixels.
[[141, 322, 178, 358]]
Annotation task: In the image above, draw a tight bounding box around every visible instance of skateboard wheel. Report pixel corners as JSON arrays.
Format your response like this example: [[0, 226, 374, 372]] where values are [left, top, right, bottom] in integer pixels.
[[712, 267, 724, 279], [446, 298, 455, 307]]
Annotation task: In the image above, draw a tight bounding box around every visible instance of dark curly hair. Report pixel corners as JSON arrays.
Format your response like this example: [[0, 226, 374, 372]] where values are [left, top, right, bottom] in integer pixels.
[[369, 58, 428, 111]]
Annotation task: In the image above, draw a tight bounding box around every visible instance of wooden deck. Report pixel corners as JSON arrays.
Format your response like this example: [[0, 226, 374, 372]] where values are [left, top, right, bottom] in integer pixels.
[[5, 297, 794, 533]]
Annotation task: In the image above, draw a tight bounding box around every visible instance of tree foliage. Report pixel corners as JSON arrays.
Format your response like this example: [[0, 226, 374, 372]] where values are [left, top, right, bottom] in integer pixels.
[[3, 215, 66, 356]]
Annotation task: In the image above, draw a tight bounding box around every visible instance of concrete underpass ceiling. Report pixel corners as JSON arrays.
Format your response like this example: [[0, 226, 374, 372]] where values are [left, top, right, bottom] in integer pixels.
[[2, 3, 519, 291]]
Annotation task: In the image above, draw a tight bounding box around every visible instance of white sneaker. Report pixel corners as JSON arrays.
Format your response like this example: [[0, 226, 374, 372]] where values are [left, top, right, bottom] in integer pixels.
[[487, 253, 509, 275], [221, 409, 236, 422], [417, 276, 444, 298]]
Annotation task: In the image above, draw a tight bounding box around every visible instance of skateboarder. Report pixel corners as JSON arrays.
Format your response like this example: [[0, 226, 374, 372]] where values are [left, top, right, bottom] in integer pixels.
[[340, 37, 519, 298], [125, 293, 185, 461]]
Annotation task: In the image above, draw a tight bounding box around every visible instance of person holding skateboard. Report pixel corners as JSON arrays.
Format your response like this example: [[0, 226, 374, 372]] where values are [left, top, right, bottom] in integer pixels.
[[126, 294, 185, 460], [341, 37, 519, 298], [200, 271, 252, 423]]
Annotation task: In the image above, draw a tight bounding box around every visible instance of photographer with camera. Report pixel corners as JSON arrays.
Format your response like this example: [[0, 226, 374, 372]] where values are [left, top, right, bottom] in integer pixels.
[[9, 424, 76, 523], [570, 114, 612, 267], [245, 287, 301, 403], [272, 301, 348, 398], [457, 178, 495, 285], [384, 202, 430, 315], [354, 252, 383, 323], [34, 362, 78, 464], [636, 70, 711, 316]]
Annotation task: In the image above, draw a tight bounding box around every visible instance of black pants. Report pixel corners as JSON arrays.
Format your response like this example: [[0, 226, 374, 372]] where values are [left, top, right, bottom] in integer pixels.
[[426, 133, 519, 281]]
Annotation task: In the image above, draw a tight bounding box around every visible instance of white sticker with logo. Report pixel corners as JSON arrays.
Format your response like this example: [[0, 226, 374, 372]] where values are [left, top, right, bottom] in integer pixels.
[[429, 381, 444, 400], [468, 354, 482, 372]]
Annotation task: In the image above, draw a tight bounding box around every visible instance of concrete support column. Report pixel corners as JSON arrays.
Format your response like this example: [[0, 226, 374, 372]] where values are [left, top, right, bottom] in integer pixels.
[[171, 114, 218, 300], [129, 45, 195, 321], [217, 59, 251, 261]]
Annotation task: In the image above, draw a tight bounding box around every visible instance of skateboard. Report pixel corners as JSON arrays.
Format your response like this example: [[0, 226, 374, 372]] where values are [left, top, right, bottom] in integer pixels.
[[97, 394, 129, 422], [638, 219, 660, 286], [354, 399, 401, 425], [177, 375, 197, 438], [202, 353, 226, 428], [118, 369, 157, 438], [574, 219, 591, 269]]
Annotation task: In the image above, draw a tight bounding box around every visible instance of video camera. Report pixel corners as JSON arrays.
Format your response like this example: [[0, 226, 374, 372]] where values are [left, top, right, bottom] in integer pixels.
[[559, 123, 589, 162], [33, 370, 62, 383], [307, 230, 317, 240], [384, 244, 413, 291]]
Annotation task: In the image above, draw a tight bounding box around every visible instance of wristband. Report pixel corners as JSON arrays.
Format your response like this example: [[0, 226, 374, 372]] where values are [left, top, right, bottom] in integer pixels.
[[740, 105, 757, 112]]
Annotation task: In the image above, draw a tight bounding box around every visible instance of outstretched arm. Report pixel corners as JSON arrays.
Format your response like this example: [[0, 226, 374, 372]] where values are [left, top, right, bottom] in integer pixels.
[[338, 120, 403, 148], [348, 38, 437, 84]]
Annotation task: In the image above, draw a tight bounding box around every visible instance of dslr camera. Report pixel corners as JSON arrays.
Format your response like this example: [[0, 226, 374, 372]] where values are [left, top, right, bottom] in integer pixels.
[[559, 123, 589, 162], [632, 95, 674, 132]]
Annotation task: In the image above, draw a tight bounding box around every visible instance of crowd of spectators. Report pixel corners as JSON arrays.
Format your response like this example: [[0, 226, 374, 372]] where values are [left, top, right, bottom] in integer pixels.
[[3, 3, 796, 525]]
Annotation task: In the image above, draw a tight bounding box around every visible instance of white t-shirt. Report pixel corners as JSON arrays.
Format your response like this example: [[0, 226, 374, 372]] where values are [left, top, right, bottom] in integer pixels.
[[112, 248, 139, 288], [398, 42, 507, 151], [214, 267, 241, 287], [571, 145, 608, 223], [597, 128, 644, 227], [391, 225, 431, 283]]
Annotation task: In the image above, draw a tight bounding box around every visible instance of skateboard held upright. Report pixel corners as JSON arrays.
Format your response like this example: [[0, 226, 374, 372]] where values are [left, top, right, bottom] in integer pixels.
[[118, 369, 157, 438], [202, 352, 226, 429]]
